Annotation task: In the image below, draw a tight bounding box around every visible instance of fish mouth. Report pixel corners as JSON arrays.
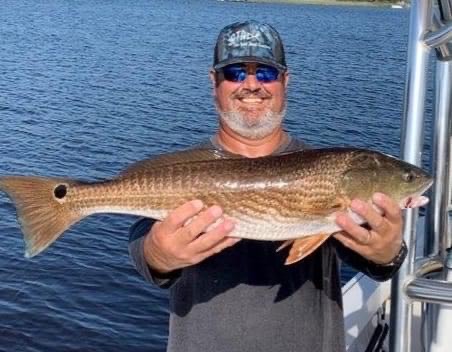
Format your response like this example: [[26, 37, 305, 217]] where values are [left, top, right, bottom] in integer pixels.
[[401, 195, 430, 209], [400, 179, 434, 209]]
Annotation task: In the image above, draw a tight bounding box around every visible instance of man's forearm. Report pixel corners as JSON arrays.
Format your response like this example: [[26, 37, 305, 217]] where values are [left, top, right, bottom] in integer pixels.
[[128, 218, 181, 288]]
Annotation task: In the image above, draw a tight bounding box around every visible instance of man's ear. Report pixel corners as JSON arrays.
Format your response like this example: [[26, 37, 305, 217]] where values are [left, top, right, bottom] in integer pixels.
[[282, 70, 289, 89], [209, 69, 219, 96]]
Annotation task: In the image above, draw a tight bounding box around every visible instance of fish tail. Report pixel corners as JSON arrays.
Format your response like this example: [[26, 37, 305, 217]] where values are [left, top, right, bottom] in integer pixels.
[[0, 176, 84, 258]]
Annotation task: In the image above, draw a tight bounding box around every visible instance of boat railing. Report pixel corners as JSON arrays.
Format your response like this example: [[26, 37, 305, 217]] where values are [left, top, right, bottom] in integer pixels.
[[389, 0, 452, 351]]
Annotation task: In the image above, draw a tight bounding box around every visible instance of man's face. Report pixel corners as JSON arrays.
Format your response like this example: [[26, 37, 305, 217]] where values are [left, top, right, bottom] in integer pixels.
[[211, 62, 289, 140]]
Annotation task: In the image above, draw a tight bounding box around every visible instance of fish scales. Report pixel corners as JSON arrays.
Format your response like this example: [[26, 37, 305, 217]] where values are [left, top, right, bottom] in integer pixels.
[[0, 147, 432, 262], [69, 151, 346, 220]]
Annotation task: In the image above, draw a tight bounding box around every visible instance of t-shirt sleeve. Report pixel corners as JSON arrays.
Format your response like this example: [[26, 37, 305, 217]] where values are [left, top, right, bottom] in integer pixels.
[[128, 218, 181, 288], [333, 238, 407, 282]]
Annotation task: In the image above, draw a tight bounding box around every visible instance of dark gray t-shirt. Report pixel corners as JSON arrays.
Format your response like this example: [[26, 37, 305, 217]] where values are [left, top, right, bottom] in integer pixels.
[[128, 136, 402, 352]]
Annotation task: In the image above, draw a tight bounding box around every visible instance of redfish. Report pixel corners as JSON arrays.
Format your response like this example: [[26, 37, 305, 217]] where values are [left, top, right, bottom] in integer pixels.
[[0, 148, 432, 264]]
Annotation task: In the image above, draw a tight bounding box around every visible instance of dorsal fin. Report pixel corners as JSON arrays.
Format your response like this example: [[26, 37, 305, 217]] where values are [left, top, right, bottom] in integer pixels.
[[118, 148, 240, 177]]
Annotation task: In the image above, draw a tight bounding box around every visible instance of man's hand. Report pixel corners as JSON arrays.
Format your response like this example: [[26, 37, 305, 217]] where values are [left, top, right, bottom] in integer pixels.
[[333, 192, 403, 265], [143, 200, 239, 274]]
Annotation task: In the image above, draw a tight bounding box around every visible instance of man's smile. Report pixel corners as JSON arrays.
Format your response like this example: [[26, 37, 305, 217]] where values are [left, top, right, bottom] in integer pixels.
[[239, 97, 265, 104]]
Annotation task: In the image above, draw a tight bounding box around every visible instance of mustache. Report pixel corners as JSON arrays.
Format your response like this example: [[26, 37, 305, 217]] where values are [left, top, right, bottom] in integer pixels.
[[233, 89, 271, 100]]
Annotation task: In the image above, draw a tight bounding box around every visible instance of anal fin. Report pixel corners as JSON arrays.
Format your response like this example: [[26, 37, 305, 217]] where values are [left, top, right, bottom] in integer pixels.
[[284, 233, 330, 265]]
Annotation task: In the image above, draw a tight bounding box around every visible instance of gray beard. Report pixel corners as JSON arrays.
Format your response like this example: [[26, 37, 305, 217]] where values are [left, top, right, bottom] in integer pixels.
[[219, 109, 286, 140]]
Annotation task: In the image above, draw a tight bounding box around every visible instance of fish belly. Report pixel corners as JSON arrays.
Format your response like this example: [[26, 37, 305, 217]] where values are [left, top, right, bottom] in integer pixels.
[[231, 213, 341, 241], [80, 205, 341, 241], [80, 205, 169, 220]]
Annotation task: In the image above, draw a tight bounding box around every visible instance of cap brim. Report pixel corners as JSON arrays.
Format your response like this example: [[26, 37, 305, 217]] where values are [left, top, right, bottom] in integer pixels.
[[214, 56, 287, 71]]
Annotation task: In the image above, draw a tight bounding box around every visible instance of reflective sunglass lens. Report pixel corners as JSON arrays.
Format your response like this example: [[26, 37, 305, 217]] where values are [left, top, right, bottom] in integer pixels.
[[256, 66, 279, 82], [221, 64, 280, 83], [222, 66, 247, 82]]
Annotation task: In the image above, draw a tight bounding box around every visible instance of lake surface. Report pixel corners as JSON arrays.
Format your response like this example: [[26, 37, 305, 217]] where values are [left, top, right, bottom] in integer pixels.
[[0, 1, 418, 351]]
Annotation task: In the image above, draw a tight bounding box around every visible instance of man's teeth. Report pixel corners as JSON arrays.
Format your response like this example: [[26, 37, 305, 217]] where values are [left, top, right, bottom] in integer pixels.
[[241, 98, 262, 103]]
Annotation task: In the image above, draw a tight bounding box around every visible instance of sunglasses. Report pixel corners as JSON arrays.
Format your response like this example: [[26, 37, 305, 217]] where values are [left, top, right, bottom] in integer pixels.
[[219, 64, 281, 83]]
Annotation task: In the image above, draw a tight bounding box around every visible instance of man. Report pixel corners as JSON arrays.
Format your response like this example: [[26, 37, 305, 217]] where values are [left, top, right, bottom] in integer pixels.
[[129, 21, 406, 352]]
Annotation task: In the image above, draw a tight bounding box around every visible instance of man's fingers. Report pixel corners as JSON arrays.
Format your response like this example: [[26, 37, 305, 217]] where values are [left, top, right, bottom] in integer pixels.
[[197, 236, 241, 262], [334, 231, 355, 249], [350, 199, 388, 234], [372, 193, 402, 224], [334, 231, 368, 253], [182, 205, 225, 242], [334, 194, 405, 264], [159, 200, 204, 234], [189, 218, 236, 252], [335, 212, 372, 245]]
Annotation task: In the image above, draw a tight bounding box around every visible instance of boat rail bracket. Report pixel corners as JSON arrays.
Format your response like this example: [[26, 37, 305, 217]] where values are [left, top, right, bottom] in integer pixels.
[[404, 253, 452, 305]]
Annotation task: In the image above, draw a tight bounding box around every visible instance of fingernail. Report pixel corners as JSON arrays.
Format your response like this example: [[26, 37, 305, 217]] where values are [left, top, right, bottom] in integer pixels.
[[373, 193, 384, 203], [192, 199, 203, 211], [351, 199, 364, 211], [224, 221, 235, 231], [335, 214, 347, 227], [210, 206, 223, 218]]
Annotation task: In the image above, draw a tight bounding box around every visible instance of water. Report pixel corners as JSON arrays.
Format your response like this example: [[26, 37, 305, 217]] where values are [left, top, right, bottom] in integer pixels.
[[0, 1, 418, 351]]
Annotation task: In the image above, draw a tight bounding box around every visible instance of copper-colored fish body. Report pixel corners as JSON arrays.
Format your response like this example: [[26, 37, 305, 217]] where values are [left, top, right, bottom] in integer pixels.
[[0, 148, 433, 261]]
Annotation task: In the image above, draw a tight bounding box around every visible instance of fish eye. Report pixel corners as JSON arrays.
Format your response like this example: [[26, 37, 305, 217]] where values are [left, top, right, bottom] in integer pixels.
[[54, 184, 68, 199], [402, 171, 415, 182]]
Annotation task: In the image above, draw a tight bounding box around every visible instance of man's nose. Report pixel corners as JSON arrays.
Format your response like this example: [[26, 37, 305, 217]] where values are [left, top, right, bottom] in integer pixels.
[[241, 73, 260, 91]]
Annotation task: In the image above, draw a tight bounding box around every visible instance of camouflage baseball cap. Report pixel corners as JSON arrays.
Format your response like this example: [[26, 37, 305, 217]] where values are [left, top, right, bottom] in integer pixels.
[[213, 21, 287, 71]]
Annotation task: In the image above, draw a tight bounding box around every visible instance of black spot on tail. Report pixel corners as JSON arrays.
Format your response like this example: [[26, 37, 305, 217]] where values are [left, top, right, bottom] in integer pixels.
[[54, 184, 67, 199]]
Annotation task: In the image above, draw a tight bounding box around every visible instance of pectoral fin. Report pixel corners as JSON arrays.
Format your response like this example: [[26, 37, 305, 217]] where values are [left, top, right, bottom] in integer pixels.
[[284, 233, 330, 265], [298, 197, 348, 217]]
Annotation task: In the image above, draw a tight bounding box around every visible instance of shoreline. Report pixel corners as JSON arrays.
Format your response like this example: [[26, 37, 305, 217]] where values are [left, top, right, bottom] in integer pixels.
[[228, 0, 399, 7]]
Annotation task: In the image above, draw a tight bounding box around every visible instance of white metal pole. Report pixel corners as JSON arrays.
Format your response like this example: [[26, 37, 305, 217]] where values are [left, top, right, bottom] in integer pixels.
[[429, 252, 452, 352], [389, 0, 433, 351], [428, 60, 452, 258]]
